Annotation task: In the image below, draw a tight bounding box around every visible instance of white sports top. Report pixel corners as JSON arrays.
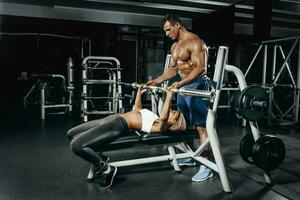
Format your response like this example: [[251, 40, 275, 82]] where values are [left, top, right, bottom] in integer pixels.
[[139, 109, 159, 133]]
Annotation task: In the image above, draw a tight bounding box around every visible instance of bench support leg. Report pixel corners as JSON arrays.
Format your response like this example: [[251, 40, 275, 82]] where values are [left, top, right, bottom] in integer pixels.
[[87, 164, 95, 180], [206, 91, 233, 193], [168, 145, 181, 172]]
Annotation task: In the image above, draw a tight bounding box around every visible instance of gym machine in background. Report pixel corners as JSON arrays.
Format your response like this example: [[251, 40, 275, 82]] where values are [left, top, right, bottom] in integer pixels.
[[23, 57, 75, 120], [243, 36, 300, 125], [81, 56, 124, 122], [3, 32, 92, 119]]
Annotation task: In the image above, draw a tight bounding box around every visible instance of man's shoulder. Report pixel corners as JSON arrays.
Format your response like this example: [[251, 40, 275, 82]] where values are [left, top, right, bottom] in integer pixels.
[[187, 31, 203, 40], [183, 32, 203, 43], [183, 36, 204, 49], [192, 35, 204, 44]]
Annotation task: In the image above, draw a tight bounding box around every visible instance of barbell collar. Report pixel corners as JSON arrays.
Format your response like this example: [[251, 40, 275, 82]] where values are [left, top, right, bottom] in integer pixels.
[[251, 99, 268, 110], [177, 88, 216, 99]]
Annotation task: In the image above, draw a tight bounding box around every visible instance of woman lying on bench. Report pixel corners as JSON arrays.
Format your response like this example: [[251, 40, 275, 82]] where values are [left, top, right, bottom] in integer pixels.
[[67, 85, 186, 188]]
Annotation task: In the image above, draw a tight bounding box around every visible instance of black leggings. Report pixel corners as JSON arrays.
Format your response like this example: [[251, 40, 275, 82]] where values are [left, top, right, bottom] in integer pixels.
[[67, 114, 128, 165]]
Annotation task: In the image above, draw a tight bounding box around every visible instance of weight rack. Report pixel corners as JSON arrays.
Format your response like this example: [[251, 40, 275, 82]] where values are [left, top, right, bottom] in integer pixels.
[[81, 56, 124, 122]]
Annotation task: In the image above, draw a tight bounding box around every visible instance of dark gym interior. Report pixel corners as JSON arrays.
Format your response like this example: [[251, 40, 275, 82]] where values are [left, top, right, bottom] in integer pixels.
[[1, 0, 300, 199]]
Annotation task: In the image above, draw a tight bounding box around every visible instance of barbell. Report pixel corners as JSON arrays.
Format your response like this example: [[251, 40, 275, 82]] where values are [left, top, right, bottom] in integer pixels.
[[123, 82, 216, 99], [240, 134, 285, 172], [82, 79, 215, 99]]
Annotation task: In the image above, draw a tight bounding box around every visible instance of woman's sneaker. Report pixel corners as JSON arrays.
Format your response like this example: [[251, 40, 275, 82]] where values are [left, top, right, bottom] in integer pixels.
[[87, 155, 110, 181], [192, 165, 213, 182], [170, 157, 196, 166], [100, 165, 117, 188]]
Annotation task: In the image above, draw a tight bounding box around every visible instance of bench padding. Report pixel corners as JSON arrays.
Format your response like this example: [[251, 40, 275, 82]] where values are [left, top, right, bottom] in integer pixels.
[[105, 129, 198, 150]]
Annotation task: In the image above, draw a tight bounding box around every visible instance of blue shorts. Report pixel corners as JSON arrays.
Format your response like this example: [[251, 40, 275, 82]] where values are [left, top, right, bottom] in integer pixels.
[[177, 76, 211, 128]]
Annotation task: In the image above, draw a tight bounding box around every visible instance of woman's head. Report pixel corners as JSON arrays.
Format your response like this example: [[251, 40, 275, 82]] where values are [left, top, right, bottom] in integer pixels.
[[168, 110, 186, 131]]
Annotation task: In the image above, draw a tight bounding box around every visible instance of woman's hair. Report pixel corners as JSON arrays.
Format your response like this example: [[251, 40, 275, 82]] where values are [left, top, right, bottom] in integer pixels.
[[160, 13, 182, 29], [169, 112, 186, 131]]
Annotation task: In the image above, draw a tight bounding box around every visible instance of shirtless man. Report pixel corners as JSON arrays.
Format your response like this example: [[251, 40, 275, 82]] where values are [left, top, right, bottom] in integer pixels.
[[146, 13, 213, 182]]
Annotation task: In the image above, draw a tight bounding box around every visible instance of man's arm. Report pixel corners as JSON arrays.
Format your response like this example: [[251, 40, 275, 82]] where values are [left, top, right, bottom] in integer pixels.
[[149, 60, 177, 86], [146, 50, 178, 86]]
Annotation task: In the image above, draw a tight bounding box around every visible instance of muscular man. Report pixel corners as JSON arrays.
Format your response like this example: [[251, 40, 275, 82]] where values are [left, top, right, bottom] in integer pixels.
[[67, 85, 186, 188], [146, 13, 213, 182]]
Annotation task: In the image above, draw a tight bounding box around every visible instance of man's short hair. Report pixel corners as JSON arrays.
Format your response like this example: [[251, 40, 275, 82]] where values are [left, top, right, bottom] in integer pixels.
[[160, 13, 182, 29]]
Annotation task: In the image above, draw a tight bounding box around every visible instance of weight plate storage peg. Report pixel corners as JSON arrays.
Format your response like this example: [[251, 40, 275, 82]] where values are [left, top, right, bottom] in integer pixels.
[[252, 135, 286, 172], [239, 134, 255, 164], [237, 85, 269, 121]]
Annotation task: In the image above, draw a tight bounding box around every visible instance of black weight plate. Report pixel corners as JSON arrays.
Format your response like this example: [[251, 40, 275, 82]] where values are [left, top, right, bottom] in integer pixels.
[[252, 135, 285, 171], [238, 85, 269, 121], [240, 134, 255, 164]]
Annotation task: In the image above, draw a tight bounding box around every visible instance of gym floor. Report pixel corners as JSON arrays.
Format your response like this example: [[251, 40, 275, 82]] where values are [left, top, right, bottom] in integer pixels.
[[0, 109, 299, 200]]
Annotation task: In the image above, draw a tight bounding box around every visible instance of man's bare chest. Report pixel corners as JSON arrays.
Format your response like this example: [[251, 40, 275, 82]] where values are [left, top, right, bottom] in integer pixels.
[[172, 43, 191, 62]]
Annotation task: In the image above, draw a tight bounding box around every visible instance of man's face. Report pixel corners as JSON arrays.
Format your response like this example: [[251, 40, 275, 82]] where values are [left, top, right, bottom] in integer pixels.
[[163, 21, 179, 40]]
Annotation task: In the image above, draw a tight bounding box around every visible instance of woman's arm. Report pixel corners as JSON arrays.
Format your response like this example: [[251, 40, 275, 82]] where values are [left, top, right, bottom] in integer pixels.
[[132, 84, 143, 111], [150, 89, 174, 133]]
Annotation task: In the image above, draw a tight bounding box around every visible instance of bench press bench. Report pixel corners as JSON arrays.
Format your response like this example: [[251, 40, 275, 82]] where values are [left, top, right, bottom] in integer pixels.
[[86, 45, 278, 193], [85, 46, 234, 193], [87, 128, 199, 177]]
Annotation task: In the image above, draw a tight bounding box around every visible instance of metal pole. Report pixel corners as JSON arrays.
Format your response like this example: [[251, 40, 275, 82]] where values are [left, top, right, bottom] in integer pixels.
[[117, 70, 123, 113], [261, 36, 299, 44], [272, 45, 277, 81], [67, 57, 74, 111], [278, 45, 296, 86], [262, 45, 268, 85], [82, 56, 121, 67], [82, 65, 88, 122], [273, 38, 299, 85], [206, 90, 232, 192], [207, 46, 232, 192], [40, 83, 46, 120], [268, 86, 274, 125], [245, 45, 263, 77], [295, 40, 300, 123], [213, 47, 228, 89]]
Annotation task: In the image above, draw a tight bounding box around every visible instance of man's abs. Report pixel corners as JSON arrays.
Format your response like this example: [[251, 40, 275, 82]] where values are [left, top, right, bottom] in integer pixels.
[[177, 62, 206, 79]]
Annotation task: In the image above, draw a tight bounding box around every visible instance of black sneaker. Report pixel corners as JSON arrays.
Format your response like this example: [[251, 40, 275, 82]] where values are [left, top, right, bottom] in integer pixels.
[[87, 156, 110, 181], [100, 154, 109, 164], [100, 165, 117, 189]]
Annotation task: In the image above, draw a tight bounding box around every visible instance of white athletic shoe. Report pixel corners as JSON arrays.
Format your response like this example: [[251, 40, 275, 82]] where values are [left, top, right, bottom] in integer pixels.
[[170, 157, 197, 166], [192, 165, 213, 182]]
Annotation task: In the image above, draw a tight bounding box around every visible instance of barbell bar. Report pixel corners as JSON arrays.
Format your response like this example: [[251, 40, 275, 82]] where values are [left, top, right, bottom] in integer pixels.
[[127, 82, 216, 99], [82, 79, 216, 99]]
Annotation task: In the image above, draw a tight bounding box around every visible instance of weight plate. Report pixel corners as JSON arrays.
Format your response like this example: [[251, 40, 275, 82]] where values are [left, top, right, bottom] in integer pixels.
[[252, 135, 286, 171], [237, 85, 269, 121], [240, 134, 255, 164]]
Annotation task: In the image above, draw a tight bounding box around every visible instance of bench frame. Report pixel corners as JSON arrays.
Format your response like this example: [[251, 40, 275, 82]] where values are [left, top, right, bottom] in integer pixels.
[[86, 46, 272, 193]]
